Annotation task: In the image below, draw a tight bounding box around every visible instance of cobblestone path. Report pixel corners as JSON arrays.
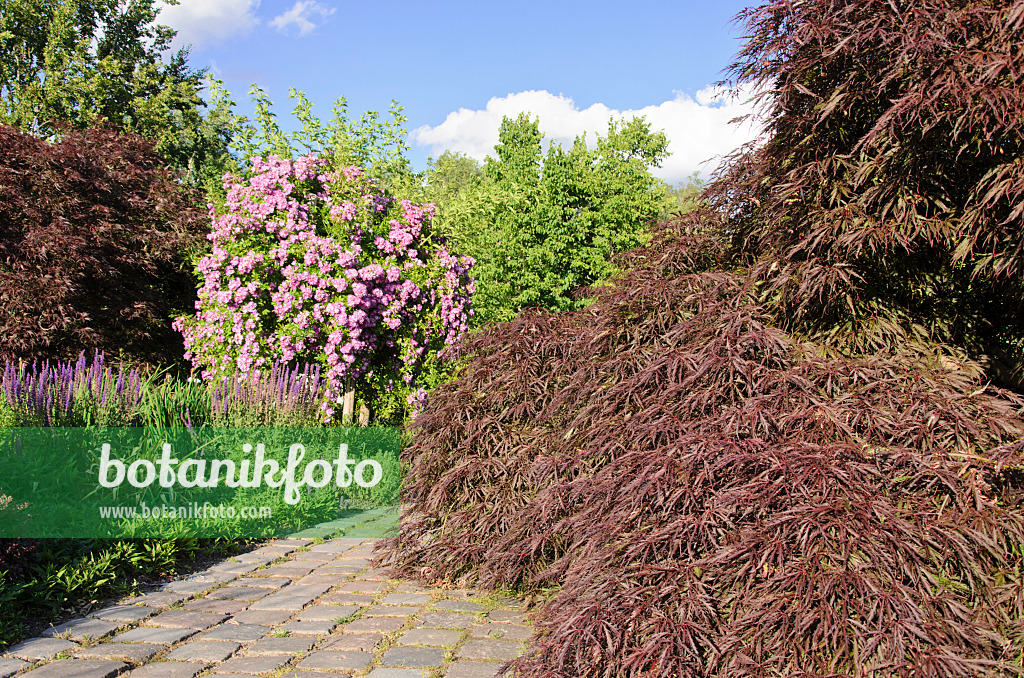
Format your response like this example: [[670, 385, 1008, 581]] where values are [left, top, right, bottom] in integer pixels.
[[0, 538, 533, 678]]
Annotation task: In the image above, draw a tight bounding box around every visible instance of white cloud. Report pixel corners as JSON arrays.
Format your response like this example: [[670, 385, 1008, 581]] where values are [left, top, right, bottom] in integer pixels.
[[413, 85, 768, 185], [270, 1, 336, 36], [157, 0, 260, 50]]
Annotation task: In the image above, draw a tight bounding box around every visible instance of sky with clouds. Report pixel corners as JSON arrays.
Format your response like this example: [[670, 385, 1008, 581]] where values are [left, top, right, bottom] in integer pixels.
[[156, 0, 764, 185]]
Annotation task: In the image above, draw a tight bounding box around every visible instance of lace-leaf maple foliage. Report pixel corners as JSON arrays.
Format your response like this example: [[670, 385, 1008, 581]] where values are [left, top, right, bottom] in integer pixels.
[[373, 1, 1024, 676]]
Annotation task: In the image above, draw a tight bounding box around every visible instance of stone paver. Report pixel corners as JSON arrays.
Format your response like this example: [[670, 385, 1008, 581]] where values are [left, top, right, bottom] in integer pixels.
[[321, 634, 381, 652], [244, 637, 314, 656], [89, 606, 155, 623], [415, 612, 476, 630], [211, 655, 290, 675], [0, 658, 29, 678], [6, 537, 532, 678], [198, 625, 268, 643], [228, 610, 292, 626], [445, 662, 505, 678], [295, 651, 373, 672], [42, 619, 120, 642], [73, 643, 162, 662], [396, 628, 461, 647], [380, 646, 445, 668], [127, 662, 206, 678], [113, 627, 197, 645], [457, 640, 524, 662], [164, 641, 241, 663], [21, 659, 126, 678], [148, 610, 227, 630], [295, 605, 358, 622], [7, 638, 78, 661]]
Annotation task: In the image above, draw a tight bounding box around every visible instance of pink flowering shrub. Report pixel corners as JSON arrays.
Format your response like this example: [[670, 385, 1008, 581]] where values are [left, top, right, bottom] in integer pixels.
[[173, 154, 474, 422]]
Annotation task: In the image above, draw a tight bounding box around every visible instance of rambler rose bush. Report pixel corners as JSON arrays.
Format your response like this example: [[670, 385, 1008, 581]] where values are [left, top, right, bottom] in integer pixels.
[[174, 154, 474, 422]]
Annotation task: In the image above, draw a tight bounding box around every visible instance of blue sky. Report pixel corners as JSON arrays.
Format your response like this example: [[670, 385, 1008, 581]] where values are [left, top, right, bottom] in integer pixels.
[[158, 0, 763, 184]]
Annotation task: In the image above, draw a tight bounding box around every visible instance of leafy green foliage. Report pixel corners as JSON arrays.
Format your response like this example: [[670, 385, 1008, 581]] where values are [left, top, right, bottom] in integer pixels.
[[0, 0, 229, 184], [443, 113, 672, 325], [0, 123, 206, 367]]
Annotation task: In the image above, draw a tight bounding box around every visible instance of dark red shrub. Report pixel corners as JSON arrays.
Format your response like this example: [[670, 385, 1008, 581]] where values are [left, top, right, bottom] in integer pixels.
[[0, 124, 206, 367], [372, 1, 1024, 674]]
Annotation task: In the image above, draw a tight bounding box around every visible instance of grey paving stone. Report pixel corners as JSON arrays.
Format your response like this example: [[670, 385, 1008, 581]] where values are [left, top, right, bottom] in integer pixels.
[[329, 558, 369, 569], [395, 629, 461, 647], [246, 585, 331, 611], [378, 594, 428, 606], [415, 613, 475, 630], [205, 587, 269, 602], [333, 582, 385, 595], [244, 637, 314, 656], [295, 606, 358, 622], [227, 609, 291, 625], [278, 672, 339, 678], [291, 552, 334, 562], [250, 546, 295, 558], [467, 624, 532, 641], [126, 662, 206, 678], [89, 606, 155, 624], [72, 643, 162, 662], [337, 618, 404, 634], [0, 658, 29, 678], [456, 640, 523, 662], [159, 581, 215, 595], [122, 593, 188, 608], [163, 641, 240, 663], [211, 656, 290, 675], [251, 565, 317, 578], [320, 634, 381, 652], [207, 562, 261, 575], [197, 625, 268, 643], [20, 659, 126, 678], [229, 553, 277, 565], [317, 594, 373, 606], [391, 585, 430, 595], [274, 621, 337, 636], [308, 543, 352, 553], [182, 599, 248, 615], [270, 539, 311, 548], [191, 571, 240, 583], [148, 610, 227, 630], [354, 568, 392, 581], [494, 598, 524, 608], [430, 601, 482, 613], [232, 578, 290, 591], [112, 627, 197, 645], [363, 669, 430, 678], [380, 646, 444, 668], [308, 566, 361, 577], [291, 575, 344, 587], [484, 611, 527, 624], [42, 619, 120, 642], [7, 638, 78, 661], [362, 606, 418, 617], [295, 651, 372, 672], [444, 662, 504, 678]]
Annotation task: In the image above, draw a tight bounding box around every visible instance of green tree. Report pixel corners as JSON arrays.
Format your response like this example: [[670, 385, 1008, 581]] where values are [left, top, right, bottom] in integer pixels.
[[0, 0, 226, 183], [447, 114, 671, 325]]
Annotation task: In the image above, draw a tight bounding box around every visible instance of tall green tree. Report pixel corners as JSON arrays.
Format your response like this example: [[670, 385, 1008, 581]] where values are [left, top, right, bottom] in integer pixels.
[[447, 113, 671, 325], [0, 0, 227, 183]]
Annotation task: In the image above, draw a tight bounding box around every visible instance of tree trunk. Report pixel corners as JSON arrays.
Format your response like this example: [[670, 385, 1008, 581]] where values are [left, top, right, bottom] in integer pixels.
[[342, 379, 355, 426]]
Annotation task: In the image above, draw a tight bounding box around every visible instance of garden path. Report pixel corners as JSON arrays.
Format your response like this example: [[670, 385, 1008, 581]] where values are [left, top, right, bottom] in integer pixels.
[[0, 537, 532, 678]]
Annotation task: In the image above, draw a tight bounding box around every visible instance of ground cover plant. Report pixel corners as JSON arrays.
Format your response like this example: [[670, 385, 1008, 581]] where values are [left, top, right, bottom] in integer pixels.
[[374, 0, 1024, 675]]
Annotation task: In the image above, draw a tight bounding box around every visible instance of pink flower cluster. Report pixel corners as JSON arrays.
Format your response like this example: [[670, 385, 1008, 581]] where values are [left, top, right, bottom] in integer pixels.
[[174, 154, 474, 422]]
